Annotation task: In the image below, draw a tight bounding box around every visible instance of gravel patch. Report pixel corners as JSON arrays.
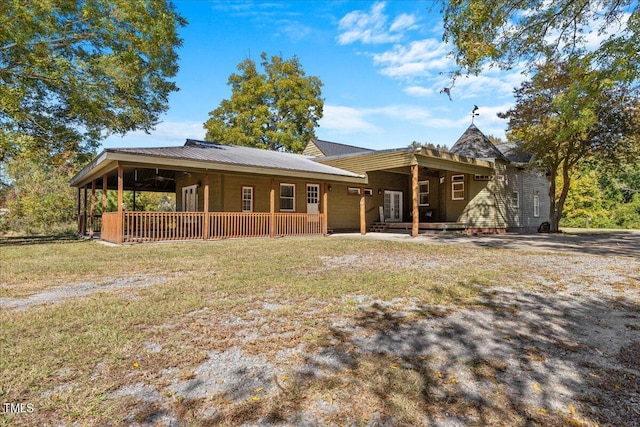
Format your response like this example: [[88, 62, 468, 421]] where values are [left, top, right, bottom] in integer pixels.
[[0, 274, 173, 310], [170, 347, 277, 401]]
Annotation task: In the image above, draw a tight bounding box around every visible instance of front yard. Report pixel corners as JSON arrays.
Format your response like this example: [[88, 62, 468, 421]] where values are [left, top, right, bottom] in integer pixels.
[[0, 236, 638, 426]]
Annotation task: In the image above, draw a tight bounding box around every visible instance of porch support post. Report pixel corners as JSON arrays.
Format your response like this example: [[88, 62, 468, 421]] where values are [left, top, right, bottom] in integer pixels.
[[411, 164, 419, 237], [89, 180, 96, 239], [117, 164, 124, 244], [102, 174, 108, 212], [83, 186, 88, 236], [359, 195, 366, 235], [322, 182, 328, 235], [203, 172, 209, 240], [269, 178, 275, 237], [77, 187, 82, 234]]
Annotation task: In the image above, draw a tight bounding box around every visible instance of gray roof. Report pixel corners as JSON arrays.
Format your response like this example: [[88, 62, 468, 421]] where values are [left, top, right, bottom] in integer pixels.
[[450, 125, 507, 161], [310, 138, 373, 157], [111, 139, 364, 178], [495, 142, 533, 163]]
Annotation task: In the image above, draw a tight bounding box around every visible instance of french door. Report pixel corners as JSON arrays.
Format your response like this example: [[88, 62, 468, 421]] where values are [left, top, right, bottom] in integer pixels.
[[384, 190, 402, 222]]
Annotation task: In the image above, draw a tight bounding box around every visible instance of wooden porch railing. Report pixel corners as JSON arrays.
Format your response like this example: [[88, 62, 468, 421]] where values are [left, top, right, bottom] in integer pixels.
[[209, 212, 271, 239], [101, 212, 121, 243], [100, 212, 326, 243], [124, 212, 204, 243], [274, 213, 324, 236]]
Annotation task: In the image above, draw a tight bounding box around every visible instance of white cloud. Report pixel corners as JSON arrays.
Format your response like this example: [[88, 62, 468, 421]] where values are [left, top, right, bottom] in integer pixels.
[[320, 105, 381, 134], [337, 2, 417, 45], [404, 86, 434, 97], [445, 67, 526, 100], [102, 121, 206, 149], [373, 39, 455, 78], [277, 21, 313, 41], [389, 13, 418, 32]]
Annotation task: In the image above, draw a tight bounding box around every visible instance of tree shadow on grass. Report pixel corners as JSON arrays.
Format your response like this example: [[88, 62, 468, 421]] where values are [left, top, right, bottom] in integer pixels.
[[0, 233, 83, 246], [238, 285, 640, 426]]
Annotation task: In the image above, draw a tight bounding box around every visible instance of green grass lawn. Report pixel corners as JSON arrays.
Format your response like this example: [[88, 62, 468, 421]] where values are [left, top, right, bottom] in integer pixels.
[[1, 237, 637, 426]]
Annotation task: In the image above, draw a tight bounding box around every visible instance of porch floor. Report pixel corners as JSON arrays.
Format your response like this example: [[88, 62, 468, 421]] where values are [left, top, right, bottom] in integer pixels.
[[369, 222, 467, 233]]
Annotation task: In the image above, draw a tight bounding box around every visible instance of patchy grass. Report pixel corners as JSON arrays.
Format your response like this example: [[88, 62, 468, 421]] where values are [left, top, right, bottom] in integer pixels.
[[1, 236, 638, 426]]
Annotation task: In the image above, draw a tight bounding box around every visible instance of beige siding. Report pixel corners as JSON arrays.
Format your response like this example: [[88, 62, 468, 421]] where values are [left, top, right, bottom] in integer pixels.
[[325, 171, 409, 230], [302, 141, 324, 157], [319, 151, 416, 175], [457, 163, 509, 229], [444, 171, 470, 222], [176, 172, 327, 214]]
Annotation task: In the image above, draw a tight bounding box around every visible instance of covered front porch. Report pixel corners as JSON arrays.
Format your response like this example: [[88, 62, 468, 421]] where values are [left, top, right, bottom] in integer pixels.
[[70, 141, 366, 244], [319, 148, 496, 237], [75, 165, 329, 244]]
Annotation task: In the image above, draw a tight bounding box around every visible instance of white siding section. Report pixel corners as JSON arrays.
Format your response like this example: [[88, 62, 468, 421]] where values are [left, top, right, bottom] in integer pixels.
[[505, 166, 550, 232]]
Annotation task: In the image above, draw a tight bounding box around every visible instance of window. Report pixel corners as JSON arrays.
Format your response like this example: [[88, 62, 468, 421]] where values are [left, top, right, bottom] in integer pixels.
[[280, 183, 295, 211], [533, 190, 540, 217], [418, 180, 430, 206], [474, 174, 493, 181], [363, 188, 374, 196], [347, 187, 361, 195], [451, 175, 465, 200], [182, 185, 198, 212], [242, 186, 253, 212], [511, 191, 520, 209]]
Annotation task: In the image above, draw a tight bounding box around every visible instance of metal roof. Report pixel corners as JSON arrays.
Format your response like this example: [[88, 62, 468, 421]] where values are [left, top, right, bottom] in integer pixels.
[[310, 138, 373, 157], [108, 140, 364, 178]]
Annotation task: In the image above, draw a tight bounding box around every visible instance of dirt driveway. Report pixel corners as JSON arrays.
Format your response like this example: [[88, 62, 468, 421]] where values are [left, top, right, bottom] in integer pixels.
[[333, 230, 640, 258], [2, 233, 638, 426]]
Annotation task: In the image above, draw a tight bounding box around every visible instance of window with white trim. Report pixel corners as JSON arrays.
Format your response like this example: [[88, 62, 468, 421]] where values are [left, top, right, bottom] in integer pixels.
[[418, 180, 430, 206], [280, 183, 295, 211], [347, 187, 361, 195], [451, 175, 465, 200], [511, 191, 519, 209], [533, 190, 540, 217], [242, 186, 253, 212]]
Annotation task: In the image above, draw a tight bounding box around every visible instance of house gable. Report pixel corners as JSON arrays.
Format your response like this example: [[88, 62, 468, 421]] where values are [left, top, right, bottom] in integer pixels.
[[303, 138, 373, 158]]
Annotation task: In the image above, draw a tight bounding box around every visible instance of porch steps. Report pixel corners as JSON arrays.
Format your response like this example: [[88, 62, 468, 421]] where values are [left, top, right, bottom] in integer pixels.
[[369, 222, 389, 232]]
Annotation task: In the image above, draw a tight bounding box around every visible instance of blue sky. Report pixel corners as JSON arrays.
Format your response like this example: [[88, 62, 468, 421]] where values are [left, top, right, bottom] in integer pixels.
[[103, 0, 527, 151]]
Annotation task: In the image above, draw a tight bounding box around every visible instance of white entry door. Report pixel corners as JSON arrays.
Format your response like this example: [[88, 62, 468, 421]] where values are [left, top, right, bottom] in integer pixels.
[[384, 190, 403, 222], [306, 184, 320, 214], [182, 185, 198, 211]]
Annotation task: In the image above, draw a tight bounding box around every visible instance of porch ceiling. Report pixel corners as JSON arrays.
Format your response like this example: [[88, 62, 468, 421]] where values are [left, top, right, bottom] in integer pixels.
[[98, 167, 177, 192], [415, 150, 494, 175]]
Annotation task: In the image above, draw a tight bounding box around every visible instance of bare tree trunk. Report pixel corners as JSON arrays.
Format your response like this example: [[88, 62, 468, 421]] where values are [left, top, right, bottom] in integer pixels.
[[548, 166, 560, 232], [554, 161, 573, 233]]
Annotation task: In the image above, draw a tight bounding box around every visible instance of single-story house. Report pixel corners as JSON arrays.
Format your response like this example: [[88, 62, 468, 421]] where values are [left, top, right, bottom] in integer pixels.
[[70, 125, 550, 243]]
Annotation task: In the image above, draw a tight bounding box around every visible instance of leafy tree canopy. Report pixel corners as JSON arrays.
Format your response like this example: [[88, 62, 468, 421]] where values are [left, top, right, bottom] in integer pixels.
[[440, 0, 639, 80], [409, 141, 449, 151], [204, 52, 323, 153], [499, 57, 640, 231], [0, 0, 186, 163]]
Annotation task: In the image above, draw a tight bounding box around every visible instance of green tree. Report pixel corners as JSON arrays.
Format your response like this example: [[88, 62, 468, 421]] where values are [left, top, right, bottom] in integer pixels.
[[440, 0, 639, 80], [560, 169, 611, 228], [204, 52, 323, 153], [409, 141, 448, 151], [499, 57, 640, 231], [0, 0, 186, 162], [1, 152, 79, 234]]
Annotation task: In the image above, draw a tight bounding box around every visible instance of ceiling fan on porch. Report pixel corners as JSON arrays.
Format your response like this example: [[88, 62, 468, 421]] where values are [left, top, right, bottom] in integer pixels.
[[136, 168, 175, 184], [144, 175, 174, 183]]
